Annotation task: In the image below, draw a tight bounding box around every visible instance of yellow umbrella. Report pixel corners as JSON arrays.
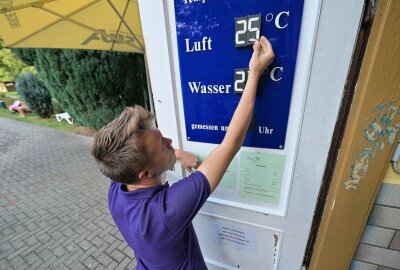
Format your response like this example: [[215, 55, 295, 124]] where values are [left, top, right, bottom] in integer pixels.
[[0, 0, 144, 53]]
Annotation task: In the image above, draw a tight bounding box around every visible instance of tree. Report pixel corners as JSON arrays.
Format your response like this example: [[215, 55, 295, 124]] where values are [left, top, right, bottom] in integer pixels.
[[35, 49, 148, 130], [15, 71, 53, 118], [0, 39, 28, 82], [11, 48, 37, 66]]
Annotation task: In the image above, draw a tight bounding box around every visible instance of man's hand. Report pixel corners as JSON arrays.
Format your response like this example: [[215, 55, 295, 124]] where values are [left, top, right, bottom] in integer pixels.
[[175, 149, 201, 173], [249, 36, 275, 78]]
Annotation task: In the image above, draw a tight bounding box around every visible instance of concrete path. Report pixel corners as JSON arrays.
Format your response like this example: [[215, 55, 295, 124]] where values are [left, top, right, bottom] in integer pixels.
[[0, 118, 136, 270]]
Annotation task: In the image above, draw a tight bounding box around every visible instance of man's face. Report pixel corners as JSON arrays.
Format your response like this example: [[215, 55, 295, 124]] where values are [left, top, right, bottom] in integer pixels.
[[141, 128, 176, 176]]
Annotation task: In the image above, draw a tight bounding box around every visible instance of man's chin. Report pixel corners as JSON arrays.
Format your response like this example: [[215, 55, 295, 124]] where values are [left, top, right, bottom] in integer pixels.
[[169, 157, 177, 170]]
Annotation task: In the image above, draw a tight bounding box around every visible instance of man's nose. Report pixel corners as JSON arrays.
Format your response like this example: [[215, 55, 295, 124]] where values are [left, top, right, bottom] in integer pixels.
[[166, 138, 173, 147]]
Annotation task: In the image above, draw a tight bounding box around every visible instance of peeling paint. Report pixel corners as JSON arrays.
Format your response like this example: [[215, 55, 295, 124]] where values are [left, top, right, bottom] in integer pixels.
[[344, 102, 399, 190], [272, 233, 280, 270]]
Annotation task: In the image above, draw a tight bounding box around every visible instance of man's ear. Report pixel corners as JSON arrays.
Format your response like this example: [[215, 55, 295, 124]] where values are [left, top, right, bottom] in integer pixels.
[[138, 170, 154, 180]]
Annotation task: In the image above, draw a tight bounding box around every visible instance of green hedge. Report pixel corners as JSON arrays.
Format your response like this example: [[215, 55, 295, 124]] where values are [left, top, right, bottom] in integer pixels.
[[15, 71, 53, 118]]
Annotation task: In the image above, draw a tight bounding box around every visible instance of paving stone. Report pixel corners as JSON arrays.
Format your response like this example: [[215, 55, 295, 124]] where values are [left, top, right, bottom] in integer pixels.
[[82, 256, 100, 269], [354, 243, 400, 269], [97, 220, 109, 229], [375, 183, 400, 208], [78, 239, 94, 251], [103, 233, 117, 244], [378, 266, 398, 270], [0, 259, 12, 270], [49, 230, 64, 240], [97, 253, 113, 267], [37, 255, 57, 270], [0, 119, 135, 269], [65, 242, 80, 253], [37, 248, 53, 261], [25, 252, 42, 266], [106, 261, 119, 270], [68, 260, 85, 270], [360, 225, 396, 248], [115, 257, 133, 270], [9, 255, 26, 268], [349, 260, 378, 270], [126, 258, 137, 270], [91, 236, 105, 248], [105, 239, 122, 254], [0, 241, 12, 253], [30, 259, 48, 270], [48, 258, 64, 270], [79, 246, 97, 262], [25, 235, 38, 247], [92, 243, 108, 259], [110, 249, 126, 263], [63, 249, 84, 266], [6, 245, 29, 261], [25, 222, 38, 231], [37, 232, 51, 243], [368, 205, 400, 230], [16, 262, 29, 270], [123, 246, 135, 258], [61, 227, 75, 238], [389, 231, 400, 251], [53, 246, 66, 258], [117, 240, 129, 251]]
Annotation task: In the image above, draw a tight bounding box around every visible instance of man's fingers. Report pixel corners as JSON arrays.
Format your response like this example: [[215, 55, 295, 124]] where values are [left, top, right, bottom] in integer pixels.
[[260, 36, 272, 54], [253, 40, 260, 54]]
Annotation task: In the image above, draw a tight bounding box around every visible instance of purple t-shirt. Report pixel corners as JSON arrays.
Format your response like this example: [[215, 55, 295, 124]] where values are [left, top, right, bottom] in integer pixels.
[[108, 171, 211, 270]]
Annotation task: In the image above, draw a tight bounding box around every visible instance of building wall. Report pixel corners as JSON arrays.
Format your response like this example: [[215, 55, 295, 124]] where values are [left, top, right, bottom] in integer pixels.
[[350, 163, 400, 270]]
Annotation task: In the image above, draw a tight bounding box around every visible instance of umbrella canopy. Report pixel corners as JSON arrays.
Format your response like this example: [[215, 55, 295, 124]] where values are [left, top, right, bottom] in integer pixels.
[[0, 0, 144, 53]]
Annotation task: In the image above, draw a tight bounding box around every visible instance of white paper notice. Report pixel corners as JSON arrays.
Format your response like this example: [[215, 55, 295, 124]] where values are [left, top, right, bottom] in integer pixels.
[[211, 220, 258, 253]]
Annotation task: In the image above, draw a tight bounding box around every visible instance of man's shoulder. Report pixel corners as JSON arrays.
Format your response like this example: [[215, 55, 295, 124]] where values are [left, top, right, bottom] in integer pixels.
[[177, 171, 208, 183], [108, 180, 121, 195], [168, 170, 210, 197]]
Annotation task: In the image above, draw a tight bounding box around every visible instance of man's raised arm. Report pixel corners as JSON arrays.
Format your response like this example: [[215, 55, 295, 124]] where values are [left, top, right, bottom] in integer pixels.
[[198, 36, 275, 192]]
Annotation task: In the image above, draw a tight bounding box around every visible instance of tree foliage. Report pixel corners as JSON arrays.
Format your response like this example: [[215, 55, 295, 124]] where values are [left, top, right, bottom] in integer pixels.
[[11, 48, 37, 66], [34, 49, 148, 130], [0, 40, 28, 82], [15, 71, 53, 118]]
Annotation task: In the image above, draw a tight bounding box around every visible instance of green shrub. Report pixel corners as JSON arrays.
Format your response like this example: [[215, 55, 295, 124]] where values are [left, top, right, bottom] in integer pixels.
[[11, 48, 37, 66], [51, 98, 63, 114], [34, 49, 148, 130], [15, 71, 53, 118]]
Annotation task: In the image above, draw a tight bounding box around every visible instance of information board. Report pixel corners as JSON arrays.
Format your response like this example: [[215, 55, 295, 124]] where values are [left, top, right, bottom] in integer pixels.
[[174, 0, 304, 149], [193, 212, 282, 269]]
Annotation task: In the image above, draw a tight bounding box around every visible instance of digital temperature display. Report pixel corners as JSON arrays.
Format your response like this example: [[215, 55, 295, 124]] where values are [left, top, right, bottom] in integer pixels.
[[174, 0, 304, 149], [235, 14, 261, 47], [234, 69, 248, 94]]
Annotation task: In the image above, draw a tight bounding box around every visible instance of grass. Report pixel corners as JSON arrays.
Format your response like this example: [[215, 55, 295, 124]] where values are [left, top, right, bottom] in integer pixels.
[[0, 108, 80, 133], [0, 92, 97, 136], [0, 93, 18, 106]]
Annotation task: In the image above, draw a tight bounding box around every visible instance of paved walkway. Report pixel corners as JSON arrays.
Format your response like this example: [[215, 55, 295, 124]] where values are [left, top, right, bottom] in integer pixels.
[[0, 118, 136, 270]]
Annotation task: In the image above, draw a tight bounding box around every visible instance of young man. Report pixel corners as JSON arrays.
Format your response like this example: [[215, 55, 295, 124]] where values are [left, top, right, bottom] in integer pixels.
[[92, 36, 274, 269]]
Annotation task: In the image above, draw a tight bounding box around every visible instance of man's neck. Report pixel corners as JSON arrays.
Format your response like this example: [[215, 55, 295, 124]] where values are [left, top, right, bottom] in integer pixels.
[[125, 176, 162, 191]]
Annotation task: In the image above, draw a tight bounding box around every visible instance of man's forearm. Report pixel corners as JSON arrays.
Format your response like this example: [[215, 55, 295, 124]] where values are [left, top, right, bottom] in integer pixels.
[[221, 72, 260, 153]]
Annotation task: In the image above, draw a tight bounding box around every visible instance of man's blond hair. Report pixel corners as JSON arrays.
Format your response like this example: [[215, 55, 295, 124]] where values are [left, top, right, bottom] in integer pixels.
[[91, 106, 155, 184]]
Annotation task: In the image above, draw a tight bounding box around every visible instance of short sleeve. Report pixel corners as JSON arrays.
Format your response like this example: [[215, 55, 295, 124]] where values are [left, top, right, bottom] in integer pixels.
[[159, 171, 210, 237]]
